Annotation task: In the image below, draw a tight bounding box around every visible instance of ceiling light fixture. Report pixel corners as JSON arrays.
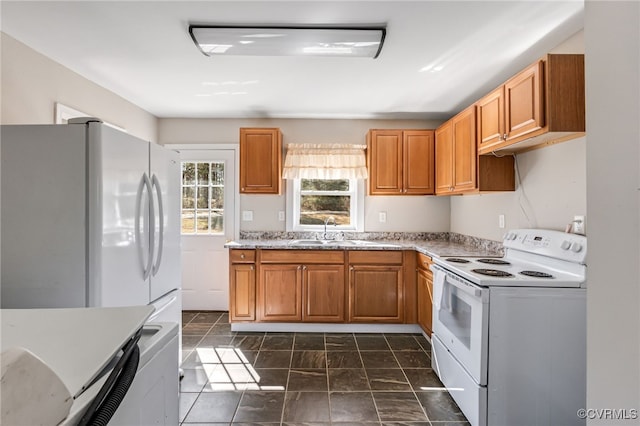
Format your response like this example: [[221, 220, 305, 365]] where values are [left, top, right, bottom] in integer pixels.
[[189, 25, 386, 59]]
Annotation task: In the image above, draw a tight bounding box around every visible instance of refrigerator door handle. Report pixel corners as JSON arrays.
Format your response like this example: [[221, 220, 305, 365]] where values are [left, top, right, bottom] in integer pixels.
[[135, 173, 154, 280], [151, 174, 164, 276], [145, 173, 156, 281]]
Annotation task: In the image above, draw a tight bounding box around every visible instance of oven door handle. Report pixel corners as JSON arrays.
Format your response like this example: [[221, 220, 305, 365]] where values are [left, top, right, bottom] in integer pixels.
[[432, 264, 483, 298]]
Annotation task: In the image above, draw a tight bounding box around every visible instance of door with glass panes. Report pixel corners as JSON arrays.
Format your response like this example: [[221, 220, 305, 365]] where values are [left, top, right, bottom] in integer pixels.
[[177, 149, 236, 310]]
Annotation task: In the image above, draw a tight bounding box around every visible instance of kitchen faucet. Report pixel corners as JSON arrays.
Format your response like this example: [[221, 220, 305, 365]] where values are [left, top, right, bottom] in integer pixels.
[[323, 216, 336, 240]]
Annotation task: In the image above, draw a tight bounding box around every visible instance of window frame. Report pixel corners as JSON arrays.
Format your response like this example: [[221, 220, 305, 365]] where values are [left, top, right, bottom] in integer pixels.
[[286, 178, 365, 232], [180, 160, 226, 235]]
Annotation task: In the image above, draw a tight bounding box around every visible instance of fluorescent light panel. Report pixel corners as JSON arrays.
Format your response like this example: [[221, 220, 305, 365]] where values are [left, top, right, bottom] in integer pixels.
[[189, 25, 386, 58]]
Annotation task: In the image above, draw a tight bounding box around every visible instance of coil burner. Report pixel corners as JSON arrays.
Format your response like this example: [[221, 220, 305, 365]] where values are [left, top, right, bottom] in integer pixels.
[[471, 268, 514, 278], [519, 270, 554, 278]]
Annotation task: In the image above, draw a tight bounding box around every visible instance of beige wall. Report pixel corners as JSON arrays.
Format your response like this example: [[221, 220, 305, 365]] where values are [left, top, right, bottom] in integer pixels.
[[160, 117, 451, 232], [585, 2, 639, 422], [451, 137, 586, 241], [1, 33, 158, 142]]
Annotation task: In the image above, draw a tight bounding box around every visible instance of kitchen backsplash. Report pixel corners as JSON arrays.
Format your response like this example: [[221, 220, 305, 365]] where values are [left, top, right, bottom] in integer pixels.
[[238, 231, 503, 254]]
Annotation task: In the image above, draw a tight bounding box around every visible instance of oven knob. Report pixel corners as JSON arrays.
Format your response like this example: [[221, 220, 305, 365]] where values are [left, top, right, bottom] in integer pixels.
[[561, 241, 571, 250], [570, 242, 583, 253]]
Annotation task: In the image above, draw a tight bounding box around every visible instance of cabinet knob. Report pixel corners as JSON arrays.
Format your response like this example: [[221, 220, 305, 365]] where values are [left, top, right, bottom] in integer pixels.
[[503, 133, 508, 140], [303, 265, 307, 270], [250, 266, 254, 270], [240, 253, 245, 259]]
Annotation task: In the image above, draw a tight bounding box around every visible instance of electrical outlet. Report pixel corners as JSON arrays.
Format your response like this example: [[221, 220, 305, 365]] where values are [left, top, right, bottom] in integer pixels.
[[379, 212, 387, 223], [278, 211, 285, 221], [242, 210, 254, 221], [498, 214, 505, 229], [573, 215, 585, 234]]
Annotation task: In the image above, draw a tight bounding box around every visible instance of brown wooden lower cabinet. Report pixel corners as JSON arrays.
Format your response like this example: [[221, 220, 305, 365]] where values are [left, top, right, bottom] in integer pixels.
[[229, 264, 256, 321], [302, 264, 345, 322], [258, 264, 302, 321], [230, 248, 415, 325], [349, 264, 403, 323], [416, 252, 434, 335]]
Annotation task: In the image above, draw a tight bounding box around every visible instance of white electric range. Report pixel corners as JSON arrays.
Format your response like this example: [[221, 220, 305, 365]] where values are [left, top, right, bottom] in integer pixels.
[[430, 229, 587, 426]]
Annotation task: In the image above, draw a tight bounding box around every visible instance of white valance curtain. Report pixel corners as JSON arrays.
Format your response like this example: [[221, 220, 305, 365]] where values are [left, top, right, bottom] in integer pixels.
[[282, 143, 368, 180]]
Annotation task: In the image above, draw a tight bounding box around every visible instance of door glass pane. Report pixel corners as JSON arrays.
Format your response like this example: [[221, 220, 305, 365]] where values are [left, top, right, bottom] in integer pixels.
[[197, 163, 210, 185], [196, 211, 210, 233], [211, 162, 224, 185], [210, 187, 224, 210], [211, 211, 224, 233], [300, 195, 350, 225], [181, 210, 195, 233], [197, 187, 209, 209], [182, 187, 195, 209], [438, 283, 472, 349], [182, 163, 195, 185]]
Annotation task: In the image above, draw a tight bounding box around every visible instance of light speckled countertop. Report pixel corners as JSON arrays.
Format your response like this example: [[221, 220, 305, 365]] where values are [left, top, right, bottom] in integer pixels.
[[225, 235, 503, 258]]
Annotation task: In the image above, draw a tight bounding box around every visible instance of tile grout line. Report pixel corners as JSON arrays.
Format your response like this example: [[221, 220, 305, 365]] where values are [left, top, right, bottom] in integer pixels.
[[384, 333, 433, 424], [354, 334, 383, 424]]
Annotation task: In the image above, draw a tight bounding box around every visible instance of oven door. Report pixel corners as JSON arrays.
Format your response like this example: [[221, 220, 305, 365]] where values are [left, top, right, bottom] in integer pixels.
[[431, 264, 489, 385]]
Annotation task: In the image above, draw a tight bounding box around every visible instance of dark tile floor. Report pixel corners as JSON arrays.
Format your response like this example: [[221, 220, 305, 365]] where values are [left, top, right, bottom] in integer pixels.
[[180, 311, 469, 426]]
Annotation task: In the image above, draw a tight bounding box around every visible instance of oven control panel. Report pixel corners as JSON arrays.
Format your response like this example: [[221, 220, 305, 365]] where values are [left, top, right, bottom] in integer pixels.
[[503, 229, 587, 264]]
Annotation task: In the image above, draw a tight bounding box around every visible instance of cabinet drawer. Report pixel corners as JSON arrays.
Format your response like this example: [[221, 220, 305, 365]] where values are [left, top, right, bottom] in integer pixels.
[[348, 250, 403, 265], [230, 249, 256, 263], [260, 250, 344, 264], [416, 252, 433, 271]]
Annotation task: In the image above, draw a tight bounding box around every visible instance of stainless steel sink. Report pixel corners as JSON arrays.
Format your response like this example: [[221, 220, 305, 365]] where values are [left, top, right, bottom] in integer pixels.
[[287, 239, 398, 248], [288, 239, 332, 246]]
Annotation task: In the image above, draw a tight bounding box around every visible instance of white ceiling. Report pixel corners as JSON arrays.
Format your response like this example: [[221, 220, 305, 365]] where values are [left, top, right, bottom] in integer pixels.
[[1, 1, 584, 120]]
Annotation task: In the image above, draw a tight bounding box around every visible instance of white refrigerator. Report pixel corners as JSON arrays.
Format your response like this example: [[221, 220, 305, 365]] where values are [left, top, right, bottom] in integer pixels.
[[1, 118, 182, 331]]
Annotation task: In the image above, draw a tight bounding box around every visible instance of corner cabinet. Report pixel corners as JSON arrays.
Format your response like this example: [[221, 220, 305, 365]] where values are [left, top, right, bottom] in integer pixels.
[[348, 251, 404, 323], [239, 128, 282, 194], [367, 129, 435, 195], [436, 106, 515, 195], [229, 250, 256, 322], [416, 252, 433, 336], [477, 54, 585, 154]]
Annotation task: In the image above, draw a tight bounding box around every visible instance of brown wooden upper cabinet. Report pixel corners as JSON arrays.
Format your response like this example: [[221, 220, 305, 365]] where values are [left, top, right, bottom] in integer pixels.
[[367, 129, 435, 195], [435, 106, 477, 195], [436, 106, 515, 195], [239, 128, 282, 194], [476, 54, 585, 154]]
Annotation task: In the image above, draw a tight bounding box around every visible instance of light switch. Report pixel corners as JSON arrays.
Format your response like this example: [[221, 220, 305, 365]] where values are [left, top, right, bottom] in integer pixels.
[[242, 210, 254, 221]]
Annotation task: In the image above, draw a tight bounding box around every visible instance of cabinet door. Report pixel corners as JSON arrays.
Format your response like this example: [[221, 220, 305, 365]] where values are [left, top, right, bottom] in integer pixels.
[[452, 106, 477, 192], [368, 130, 403, 195], [505, 61, 544, 140], [349, 265, 403, 323], [303, 264, 345, 322], [258, 264, 302, 321], [476, 86, 505, 153], [230, 264, 256, 321], [417, 268, 433, 335], [403, 130, 435, 195], [435, 121, 454, 195], [239, 128, 282, 194]]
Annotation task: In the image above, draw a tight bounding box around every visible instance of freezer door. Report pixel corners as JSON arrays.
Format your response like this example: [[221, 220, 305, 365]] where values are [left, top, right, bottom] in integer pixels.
[[149, 143, 181, 302], [91, 123, 150, 307]]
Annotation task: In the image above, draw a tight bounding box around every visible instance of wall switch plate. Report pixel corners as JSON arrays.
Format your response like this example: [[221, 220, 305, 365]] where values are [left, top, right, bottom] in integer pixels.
[[573, 215, 585, 234], [498, 214, 505, 229], [242, 210, 254, 221], [278, 211, 285, 221], [379, 212, 387, 223]]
